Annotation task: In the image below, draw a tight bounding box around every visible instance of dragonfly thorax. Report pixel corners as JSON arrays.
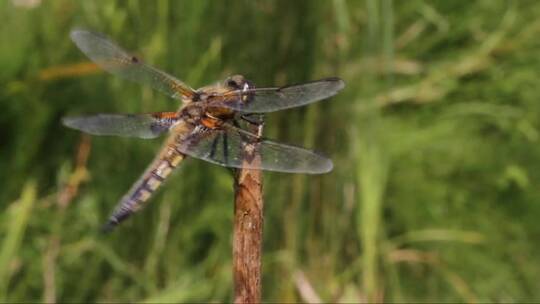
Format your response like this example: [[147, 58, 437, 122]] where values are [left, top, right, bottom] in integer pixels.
[[180, 100, 234, 127], [180, 103, 205, 124]]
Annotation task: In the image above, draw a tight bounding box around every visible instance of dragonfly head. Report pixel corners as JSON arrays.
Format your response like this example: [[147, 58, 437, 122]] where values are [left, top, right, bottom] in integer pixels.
[[224, 75, 255, 106], [224, 74, 254, 92]]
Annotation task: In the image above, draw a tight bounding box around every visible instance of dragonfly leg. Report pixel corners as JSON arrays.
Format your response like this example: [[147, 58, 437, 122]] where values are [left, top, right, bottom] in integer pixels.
[[232, 120, 248, 142], [240, 114, 264, 128], [240, 114, 264, 138], [209, 133, 221, 159], [223, 131, 229, 165]]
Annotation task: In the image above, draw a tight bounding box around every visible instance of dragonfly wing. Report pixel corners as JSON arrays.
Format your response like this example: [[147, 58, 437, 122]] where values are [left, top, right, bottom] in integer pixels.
[[212, 77, 345, 113], [176, 124, 333, 174], [62, 112, 180, 139], [70, 29, 195, 99]]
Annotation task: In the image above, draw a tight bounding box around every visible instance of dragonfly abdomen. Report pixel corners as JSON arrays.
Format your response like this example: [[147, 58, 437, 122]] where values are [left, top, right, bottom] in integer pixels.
[[103, 144, 185, 231]]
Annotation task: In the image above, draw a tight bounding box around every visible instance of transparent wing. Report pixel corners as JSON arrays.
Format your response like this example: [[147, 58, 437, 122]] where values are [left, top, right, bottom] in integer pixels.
[[70, 29, 194, 99], [62, 112, 180, 139], [176, 124, 333, 174], [210, 77, 345, 113]]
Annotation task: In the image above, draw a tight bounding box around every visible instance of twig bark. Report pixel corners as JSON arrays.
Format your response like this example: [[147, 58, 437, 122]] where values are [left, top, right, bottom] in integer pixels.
[[233, 118, 264, 304]]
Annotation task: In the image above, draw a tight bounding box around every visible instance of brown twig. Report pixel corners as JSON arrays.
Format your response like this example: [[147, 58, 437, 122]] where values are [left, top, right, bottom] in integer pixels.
[[233, 118, 264, 304], [58, 134, 92, 208]]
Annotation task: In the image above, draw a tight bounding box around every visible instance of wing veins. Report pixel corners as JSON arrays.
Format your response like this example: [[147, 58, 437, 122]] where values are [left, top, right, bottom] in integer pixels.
[[70, 29, 195, 100], [175, 123, 332, 174]]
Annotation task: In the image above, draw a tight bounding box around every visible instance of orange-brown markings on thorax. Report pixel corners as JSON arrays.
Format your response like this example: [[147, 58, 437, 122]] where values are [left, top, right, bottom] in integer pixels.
[[152, 112, 179, 120], [201, 116, 223, 129], [181, 94, 233, 129], [197, 81, 242, 120], [206, 105, 235, 120]]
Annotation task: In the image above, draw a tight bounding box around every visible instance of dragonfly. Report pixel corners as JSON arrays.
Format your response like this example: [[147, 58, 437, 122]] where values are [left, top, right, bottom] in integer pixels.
[[63, 29, 345, 231]]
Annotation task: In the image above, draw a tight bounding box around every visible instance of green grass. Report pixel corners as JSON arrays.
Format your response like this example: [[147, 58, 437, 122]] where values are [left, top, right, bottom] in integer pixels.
[[2, 0, 540, 302]]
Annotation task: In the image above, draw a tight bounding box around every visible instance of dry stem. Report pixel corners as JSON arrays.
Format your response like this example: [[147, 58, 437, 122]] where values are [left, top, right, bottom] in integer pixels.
[[233, 119, 264, 304]]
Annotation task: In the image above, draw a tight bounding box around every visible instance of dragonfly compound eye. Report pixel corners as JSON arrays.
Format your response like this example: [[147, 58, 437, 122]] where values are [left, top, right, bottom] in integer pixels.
[[225, 75, 250, 90], [227, 79, 238, 89]]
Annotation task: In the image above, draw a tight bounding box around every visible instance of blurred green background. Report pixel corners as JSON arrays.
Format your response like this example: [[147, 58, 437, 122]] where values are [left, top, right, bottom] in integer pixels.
[[2, 0, 540, 302]]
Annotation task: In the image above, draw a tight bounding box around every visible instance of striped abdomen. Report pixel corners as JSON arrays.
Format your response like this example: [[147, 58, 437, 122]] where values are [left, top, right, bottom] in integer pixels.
[[103, 138, 185, 231]]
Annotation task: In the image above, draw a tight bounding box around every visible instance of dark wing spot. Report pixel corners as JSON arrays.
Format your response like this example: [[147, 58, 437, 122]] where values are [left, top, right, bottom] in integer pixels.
[[131, 56, 140, 63]]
